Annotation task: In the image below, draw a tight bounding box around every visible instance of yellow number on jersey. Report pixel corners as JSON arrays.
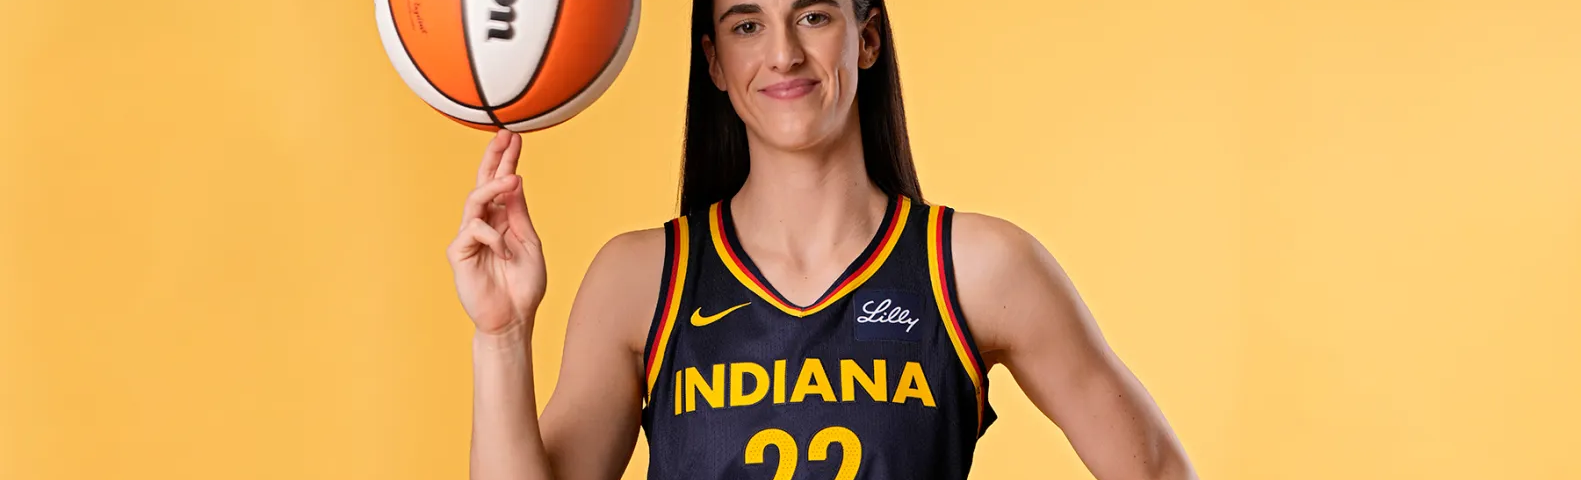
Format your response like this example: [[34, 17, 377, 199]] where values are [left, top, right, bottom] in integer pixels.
[[744, 425, 863, 480], [745, 428, 798, 480], [809, 426, 862, 480]]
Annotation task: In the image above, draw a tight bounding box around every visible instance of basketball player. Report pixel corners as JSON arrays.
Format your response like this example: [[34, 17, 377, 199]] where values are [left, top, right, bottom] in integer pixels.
[[447, 1, 1196, 478]]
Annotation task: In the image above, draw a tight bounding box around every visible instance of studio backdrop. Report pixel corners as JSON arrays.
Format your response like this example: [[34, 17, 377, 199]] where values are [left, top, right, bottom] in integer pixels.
[[2, 1, 1578, 479]]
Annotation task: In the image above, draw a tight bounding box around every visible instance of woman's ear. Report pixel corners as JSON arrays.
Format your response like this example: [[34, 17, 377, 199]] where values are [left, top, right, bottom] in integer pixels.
[[858, 9, 882, 69], [702, 35, 727, 91]]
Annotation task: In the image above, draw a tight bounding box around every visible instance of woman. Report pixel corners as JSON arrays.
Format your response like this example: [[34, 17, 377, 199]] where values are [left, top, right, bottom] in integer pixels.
[[447, 0, 1195, 478]]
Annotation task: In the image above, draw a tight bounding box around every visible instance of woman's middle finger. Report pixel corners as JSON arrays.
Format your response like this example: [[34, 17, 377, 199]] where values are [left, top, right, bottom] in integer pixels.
[[461, 174, 521, 231]]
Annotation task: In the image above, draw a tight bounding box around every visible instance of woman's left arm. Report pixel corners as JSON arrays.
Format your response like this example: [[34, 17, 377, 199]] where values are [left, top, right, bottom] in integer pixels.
[[950, 212, 1197, 480]]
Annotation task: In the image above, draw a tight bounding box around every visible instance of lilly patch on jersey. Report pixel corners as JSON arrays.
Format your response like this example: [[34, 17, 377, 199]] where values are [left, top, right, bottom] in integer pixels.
[[852, 289, 930, 343]]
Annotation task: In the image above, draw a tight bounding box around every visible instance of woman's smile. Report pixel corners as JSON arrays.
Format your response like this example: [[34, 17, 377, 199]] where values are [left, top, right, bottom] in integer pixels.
[[759, 78, 820, 100]]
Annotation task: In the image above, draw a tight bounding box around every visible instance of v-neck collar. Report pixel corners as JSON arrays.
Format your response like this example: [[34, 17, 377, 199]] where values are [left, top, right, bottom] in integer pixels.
[[708, 195, 912, 318]]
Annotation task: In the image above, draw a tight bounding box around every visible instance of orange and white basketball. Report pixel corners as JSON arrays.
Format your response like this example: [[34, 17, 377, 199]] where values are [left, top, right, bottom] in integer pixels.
[[375, 0, 640, 132]]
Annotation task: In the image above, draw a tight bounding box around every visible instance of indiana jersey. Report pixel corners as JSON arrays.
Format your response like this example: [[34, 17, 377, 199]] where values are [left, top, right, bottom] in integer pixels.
[[639, 195, 998, 480]]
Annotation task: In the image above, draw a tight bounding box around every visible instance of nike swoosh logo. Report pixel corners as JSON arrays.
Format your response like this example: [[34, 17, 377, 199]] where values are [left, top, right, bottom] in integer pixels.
[[691, 302, 751, 327]]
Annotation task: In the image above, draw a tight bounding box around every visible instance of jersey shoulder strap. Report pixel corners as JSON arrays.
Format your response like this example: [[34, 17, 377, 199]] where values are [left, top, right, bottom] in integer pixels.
[[922, 203, 998, 437], [641, 214, 697, 405]]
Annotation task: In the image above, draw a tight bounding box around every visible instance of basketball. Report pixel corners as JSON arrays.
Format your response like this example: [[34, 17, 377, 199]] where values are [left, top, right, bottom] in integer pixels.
[[374, 0, 640, 132]]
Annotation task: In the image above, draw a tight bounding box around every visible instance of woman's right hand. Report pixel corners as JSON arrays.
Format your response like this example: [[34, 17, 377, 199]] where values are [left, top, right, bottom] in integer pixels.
[[447, 129, 547, 336]]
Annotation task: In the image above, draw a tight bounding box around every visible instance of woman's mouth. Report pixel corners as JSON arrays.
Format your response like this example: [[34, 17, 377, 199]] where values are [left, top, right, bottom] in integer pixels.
[[760, 78, 819, 100]]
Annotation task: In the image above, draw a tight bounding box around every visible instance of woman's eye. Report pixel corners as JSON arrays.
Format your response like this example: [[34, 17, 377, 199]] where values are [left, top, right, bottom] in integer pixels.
[[733, 21, 761, 35], [799, 12, 830, 26]]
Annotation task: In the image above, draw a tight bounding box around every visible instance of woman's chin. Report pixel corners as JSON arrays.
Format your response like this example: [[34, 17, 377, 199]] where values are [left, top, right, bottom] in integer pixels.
[[751, 115, 845, 152]]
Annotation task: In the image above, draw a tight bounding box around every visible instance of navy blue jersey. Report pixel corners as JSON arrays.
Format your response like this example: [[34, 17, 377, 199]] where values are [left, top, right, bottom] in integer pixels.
[[640, 195, 997, 480]]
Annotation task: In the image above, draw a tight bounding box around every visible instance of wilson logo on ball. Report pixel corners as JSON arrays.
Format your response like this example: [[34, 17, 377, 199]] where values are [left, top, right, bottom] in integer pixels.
[[375, 0, 640, 132], [486, 0, 517, 41]]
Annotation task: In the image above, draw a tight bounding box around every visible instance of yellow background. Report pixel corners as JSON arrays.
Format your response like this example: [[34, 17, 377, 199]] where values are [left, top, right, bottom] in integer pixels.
[[3, 0, 1578, 478]]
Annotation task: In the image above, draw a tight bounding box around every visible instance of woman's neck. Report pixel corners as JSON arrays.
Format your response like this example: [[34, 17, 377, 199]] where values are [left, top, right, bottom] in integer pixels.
[[732, 120, 888, 277]]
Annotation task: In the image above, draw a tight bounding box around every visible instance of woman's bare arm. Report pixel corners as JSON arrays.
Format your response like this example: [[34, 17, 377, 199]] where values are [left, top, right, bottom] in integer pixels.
[[453, 130, 664, 480], [951, 212, 1196, 480], [469, 228, 664, 480], [538, 229, 664, 478]]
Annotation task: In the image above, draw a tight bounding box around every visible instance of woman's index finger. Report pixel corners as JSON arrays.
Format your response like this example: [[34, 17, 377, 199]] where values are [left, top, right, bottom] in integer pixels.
[[477, 129, 512, 187], [494, 132, 523, 179]]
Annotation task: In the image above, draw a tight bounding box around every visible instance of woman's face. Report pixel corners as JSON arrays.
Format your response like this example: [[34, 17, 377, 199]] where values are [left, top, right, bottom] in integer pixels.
[[704, 0, 880, 152]]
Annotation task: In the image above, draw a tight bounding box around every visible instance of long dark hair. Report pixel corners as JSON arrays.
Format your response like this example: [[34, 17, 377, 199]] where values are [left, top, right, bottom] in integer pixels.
[[678, 0, 922, 214]]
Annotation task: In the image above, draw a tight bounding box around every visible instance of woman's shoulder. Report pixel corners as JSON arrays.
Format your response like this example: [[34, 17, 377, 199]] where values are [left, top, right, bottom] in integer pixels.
[[569, 225, 670, 352], [938, 207, 1046, 267], [584, 207, 708, 285], [938, 206, 1086, 353], [586, 226, 669, 281]]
